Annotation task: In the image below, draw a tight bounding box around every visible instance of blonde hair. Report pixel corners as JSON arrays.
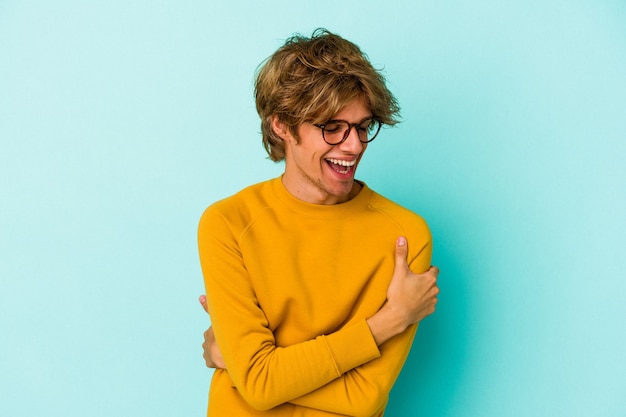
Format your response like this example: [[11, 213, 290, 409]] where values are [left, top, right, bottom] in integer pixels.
[[255, 28, 400, 161]]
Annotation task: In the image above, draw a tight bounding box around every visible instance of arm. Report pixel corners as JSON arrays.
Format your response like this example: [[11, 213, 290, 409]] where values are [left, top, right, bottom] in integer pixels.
[[199, 209, 382, 411], [200, 233, 439, 416], [287, 236, 439, 416]]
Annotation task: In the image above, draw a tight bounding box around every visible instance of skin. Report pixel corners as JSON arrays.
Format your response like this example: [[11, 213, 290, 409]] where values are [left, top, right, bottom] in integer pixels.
[[275, 97, 370, 205], [199, 295, 226, 369], [200, 97, 440, 367]]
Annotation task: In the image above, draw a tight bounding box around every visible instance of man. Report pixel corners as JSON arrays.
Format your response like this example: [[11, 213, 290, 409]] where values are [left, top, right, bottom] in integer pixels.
[[197, 28, 439, 416]]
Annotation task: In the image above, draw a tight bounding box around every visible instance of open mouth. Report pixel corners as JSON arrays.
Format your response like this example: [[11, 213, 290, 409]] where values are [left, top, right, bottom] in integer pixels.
[[326, 158, 356, 175]]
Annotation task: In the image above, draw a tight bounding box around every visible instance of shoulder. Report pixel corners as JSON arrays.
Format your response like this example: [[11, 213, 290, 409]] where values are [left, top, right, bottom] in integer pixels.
[[367, 189, 429, 231], [364, 188, 433, 267], [365, 188, 431, 243], [199, 178, 276, 233]]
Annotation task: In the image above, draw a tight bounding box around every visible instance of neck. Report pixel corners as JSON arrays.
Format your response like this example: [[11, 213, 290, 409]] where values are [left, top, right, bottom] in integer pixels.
[[281, 175, 362, 205]]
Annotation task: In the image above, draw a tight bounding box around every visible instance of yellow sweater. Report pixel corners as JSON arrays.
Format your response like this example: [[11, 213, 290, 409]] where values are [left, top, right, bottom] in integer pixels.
[[198, 177, 432, 417]]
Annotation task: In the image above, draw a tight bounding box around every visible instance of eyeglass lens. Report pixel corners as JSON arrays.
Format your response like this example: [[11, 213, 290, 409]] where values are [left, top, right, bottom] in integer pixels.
[[322, 119, 381, 144]]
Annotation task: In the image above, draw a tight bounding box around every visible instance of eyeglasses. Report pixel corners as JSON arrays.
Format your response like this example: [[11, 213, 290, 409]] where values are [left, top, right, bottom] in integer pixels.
[[314, 118, 382, 145]]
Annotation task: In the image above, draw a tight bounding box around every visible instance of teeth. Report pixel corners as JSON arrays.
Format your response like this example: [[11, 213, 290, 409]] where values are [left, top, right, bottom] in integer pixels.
[[326, 158, 356, 167]]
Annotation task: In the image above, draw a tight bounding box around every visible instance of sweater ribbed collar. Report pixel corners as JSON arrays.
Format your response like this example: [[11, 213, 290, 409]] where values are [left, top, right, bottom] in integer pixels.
[[271, 176, 373, 220]]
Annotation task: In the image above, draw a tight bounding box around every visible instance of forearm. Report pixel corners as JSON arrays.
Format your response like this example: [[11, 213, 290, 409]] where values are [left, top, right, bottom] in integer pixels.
[[206, 299, 419, 415], [288, 324, 418, 416], [211, 316, 381, 411], [366, 303, 410, 346]]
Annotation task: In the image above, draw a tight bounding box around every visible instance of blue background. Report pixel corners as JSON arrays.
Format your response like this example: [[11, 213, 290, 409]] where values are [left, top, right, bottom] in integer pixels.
[[1, 1, 625, 416]]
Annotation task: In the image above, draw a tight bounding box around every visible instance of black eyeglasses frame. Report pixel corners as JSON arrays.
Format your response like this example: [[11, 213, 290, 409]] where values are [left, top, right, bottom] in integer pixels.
[[313, 117, 383, 145]]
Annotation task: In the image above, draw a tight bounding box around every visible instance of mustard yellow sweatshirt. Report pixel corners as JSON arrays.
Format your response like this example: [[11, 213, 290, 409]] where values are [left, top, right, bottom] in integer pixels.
[[198, 177, 432, 416]]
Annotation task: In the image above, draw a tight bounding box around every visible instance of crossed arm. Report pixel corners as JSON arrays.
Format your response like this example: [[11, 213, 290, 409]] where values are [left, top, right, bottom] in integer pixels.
[[199, 236, 439, 415]]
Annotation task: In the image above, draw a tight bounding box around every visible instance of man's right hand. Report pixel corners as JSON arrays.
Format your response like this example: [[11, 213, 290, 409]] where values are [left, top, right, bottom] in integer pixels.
[[366, 236, 439, 346]]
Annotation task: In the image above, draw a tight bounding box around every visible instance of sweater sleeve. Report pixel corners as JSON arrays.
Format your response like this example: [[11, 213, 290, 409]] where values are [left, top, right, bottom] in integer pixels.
[[198, 207, 383, 412], [287, 232, 433, 416]]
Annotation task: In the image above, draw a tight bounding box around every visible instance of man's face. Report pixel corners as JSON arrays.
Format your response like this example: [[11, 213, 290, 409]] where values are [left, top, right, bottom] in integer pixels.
[[279, 97, 371, 205]]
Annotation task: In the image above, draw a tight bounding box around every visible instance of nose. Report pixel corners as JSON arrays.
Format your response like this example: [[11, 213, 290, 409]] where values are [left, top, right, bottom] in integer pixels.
[[338, 126, 365, 153]]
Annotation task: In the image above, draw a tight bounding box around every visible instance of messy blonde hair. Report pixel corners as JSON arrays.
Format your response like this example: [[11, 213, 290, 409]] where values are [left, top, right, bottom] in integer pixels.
[[255, 28, 400, 161]]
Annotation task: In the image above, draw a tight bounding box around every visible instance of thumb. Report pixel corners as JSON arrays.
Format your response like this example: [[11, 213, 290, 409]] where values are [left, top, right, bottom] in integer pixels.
[[199, 295, 209, 314], [394, 236, 410, 272]]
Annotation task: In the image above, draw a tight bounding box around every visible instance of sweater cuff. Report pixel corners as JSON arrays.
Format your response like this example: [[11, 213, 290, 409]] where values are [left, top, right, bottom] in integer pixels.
[[323, 319, 381, 375]]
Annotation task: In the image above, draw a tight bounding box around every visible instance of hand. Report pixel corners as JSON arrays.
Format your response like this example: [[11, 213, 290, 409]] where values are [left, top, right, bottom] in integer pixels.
[[367, 236, 439, 346], [199, 295, 226, 369], [386, 236, 439, 326]]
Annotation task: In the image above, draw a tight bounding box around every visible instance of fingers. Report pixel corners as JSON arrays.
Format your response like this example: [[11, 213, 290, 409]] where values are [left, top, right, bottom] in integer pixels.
[[394, 236, 410, 273], [426, 266, 439, 281], [202, 333, 214, 368], [199, 294, 209, 313], [203, 326, 226, 369], [394, 238, 441, 283], [202, 326, 214, 368]]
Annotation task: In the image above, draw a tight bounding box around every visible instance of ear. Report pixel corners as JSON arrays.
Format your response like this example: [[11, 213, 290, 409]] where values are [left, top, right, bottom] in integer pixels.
[[270, 115, 293, 142]]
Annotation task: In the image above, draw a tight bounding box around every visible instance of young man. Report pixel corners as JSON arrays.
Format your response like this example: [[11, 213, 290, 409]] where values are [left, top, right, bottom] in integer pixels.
[[198, 29, 439, 416]]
